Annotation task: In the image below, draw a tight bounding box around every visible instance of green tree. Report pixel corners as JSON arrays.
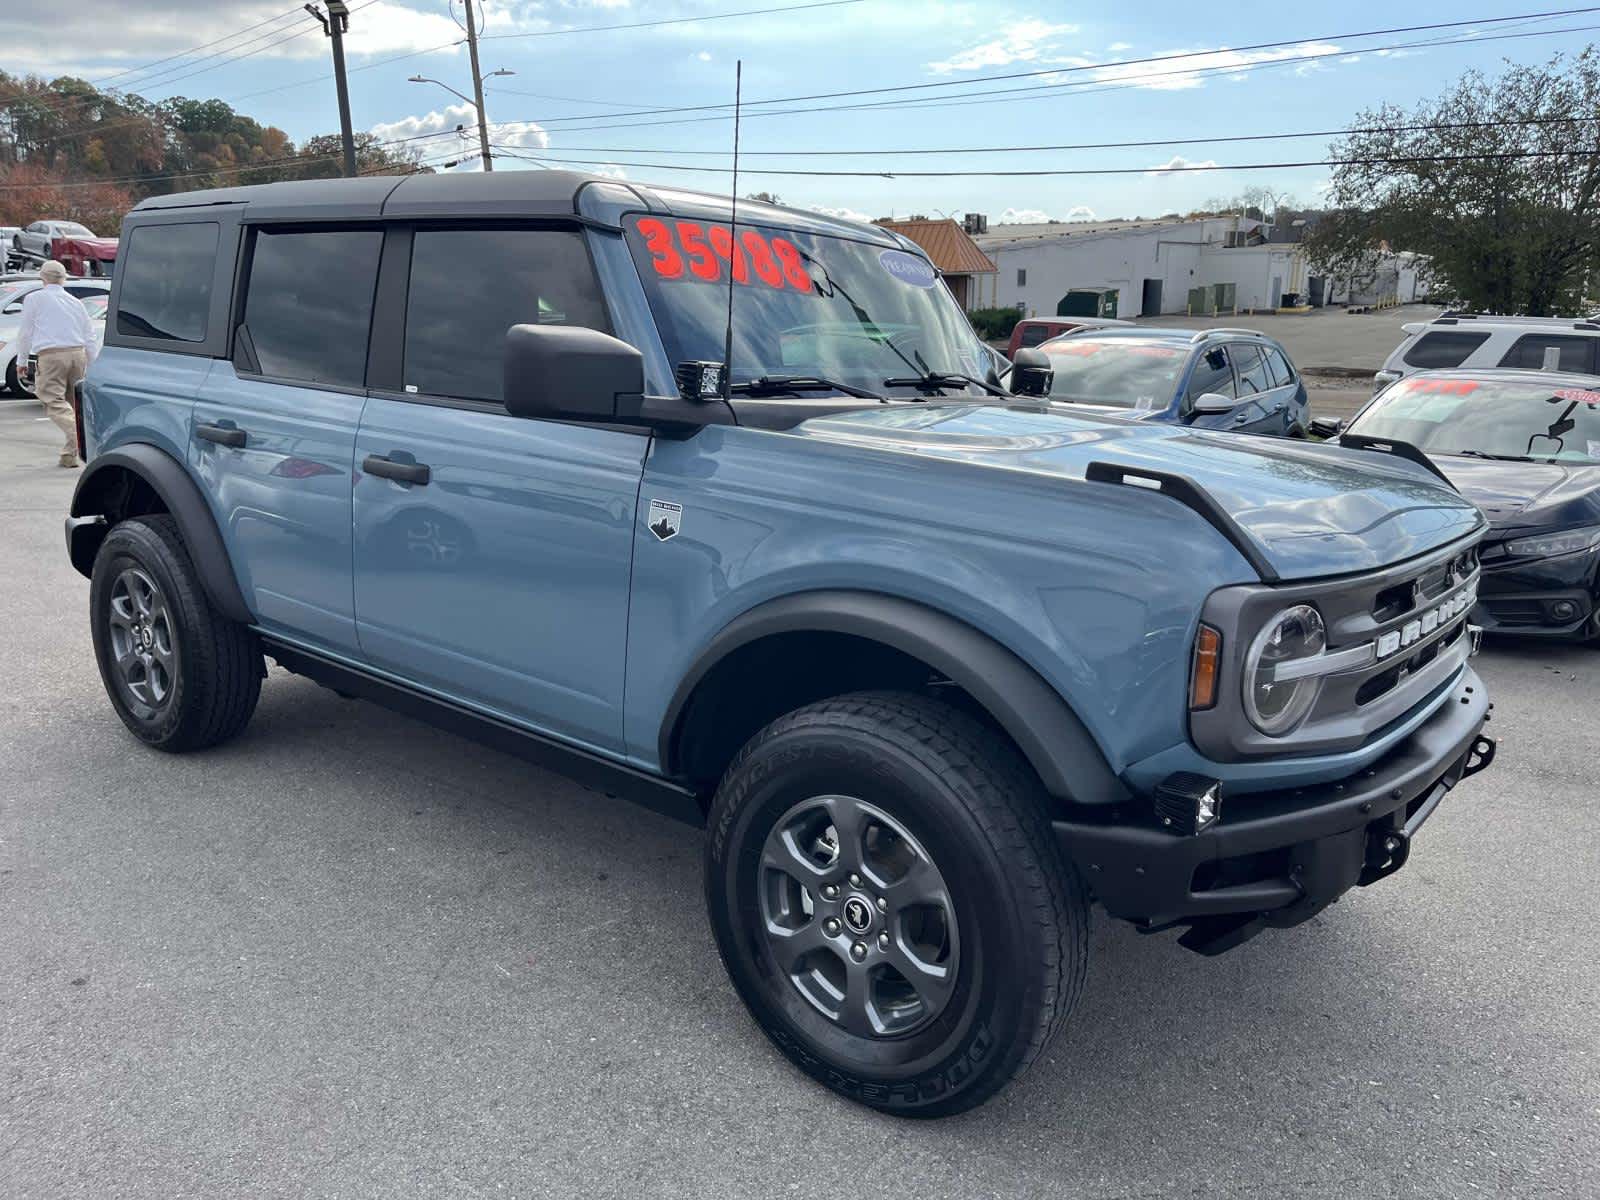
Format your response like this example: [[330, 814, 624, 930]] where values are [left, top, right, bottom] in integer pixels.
[[1307, 51, 1600, 315]]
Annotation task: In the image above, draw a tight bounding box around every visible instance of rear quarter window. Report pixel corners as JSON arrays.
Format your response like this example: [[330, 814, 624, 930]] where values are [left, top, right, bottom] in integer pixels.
[[115, 222, 220, 343], [1402, 330, 1490, 369]]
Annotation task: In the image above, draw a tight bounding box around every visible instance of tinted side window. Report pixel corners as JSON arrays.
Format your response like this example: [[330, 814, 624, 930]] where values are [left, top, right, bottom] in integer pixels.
[[1498, 334, 1595, 373], [1232, 343, 1272, 395], [1264, 346, 1295, 386], [1403, 330, 1489, 368], [1018, 324, 1050, 348], [240, 227, 382, 387], [116, 222, 219, 342], [1186, 345, 1235, 401], [404, 228, 611, 403]]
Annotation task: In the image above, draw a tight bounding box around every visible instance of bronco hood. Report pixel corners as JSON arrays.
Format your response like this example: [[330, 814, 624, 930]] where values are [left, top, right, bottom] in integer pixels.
[[794, 403, 1485, 581]]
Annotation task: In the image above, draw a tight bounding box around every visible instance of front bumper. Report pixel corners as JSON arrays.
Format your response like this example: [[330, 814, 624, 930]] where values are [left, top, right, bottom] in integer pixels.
[[1053, 666, 1494, 953], [1473, 554, 1598, 639]]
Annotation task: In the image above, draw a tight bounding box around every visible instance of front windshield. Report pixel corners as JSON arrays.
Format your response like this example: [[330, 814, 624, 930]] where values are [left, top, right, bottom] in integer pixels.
[[1349, 376, 1600, 464], [624, 215, 991, 397], [1039, 338, 1187, 410]]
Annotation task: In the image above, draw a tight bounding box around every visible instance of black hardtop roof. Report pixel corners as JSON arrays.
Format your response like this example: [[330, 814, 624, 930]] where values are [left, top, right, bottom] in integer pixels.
[[128, 170, 906, 247]]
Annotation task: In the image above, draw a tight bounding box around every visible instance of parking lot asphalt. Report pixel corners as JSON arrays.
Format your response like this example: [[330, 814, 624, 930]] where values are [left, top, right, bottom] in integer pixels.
[[2, 399, 1596, 1199], [1140, 305, 1441, 375]]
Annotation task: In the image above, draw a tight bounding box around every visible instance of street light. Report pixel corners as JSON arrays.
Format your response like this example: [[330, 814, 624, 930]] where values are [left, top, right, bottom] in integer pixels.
[[407, 68, 514, 172]]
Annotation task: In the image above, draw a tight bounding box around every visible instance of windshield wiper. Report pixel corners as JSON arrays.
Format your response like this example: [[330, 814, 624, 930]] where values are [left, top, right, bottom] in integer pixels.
[[728, 375, 884, 401], [1454, 449, 1534, 461], [881, 371, 1008, 398]]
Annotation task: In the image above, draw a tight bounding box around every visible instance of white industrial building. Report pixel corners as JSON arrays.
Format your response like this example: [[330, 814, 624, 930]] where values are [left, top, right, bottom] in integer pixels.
[[971, 216, 1315, 319]]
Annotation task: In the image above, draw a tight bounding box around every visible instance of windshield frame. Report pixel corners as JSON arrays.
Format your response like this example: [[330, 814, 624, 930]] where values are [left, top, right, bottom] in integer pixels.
[[620, 211, 997, 403]]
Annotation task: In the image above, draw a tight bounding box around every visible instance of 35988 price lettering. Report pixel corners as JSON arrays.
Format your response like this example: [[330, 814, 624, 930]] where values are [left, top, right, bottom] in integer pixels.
[[631, 218, 813, 292]]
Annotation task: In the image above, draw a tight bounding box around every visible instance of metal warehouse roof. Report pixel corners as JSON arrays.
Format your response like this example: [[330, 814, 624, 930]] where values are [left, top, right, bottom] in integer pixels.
[[874, 218, 997, 275]]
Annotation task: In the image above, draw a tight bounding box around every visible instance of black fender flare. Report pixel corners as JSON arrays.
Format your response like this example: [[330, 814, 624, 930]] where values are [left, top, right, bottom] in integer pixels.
[[67, 444, 254, 625], [659, 590, 1128, 807]]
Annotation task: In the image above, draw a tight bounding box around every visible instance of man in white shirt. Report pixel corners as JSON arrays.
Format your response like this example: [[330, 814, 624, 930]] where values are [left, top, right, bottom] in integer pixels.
[[16, 259, 98, 467]]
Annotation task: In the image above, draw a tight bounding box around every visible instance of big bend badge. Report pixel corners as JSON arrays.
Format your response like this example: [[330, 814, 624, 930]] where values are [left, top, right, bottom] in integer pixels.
[[647, 499, 683, 542]]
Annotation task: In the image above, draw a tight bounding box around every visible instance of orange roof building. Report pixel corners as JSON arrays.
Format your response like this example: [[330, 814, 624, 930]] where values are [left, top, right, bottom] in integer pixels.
[[875, 218, 997, 311]]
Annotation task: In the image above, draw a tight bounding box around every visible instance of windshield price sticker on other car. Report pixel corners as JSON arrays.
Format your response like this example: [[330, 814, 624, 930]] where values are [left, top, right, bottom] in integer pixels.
[[629, 217, 813, 292], [878, 249, 937, 289], [1553, 388, 1600, 406]]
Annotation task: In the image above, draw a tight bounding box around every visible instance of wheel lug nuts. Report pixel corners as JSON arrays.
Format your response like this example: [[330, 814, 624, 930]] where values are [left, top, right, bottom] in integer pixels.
[[877, 932, 889, 951], [849, 873, 862, 887], [850, 941, 867, 961], [876, 896, 887, 912], [823, 917, 841, 936], [820, 884, 839, 900]]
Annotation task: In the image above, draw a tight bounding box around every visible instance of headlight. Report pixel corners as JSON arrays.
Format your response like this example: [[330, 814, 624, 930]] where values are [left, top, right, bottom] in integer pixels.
[[1504, 526, 1600, 558], [1243, 604, 1326, 736]]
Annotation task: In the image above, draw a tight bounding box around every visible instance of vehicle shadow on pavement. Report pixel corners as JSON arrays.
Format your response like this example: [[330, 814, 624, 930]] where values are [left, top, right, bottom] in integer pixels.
[[176, 662, 1581, 1196]]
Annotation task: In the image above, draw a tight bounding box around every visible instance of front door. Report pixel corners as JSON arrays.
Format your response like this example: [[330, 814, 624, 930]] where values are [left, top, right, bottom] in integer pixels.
[[351, 224, 645, 753], [1218, 343, 1287, 434], [190, 224, 383, 655]]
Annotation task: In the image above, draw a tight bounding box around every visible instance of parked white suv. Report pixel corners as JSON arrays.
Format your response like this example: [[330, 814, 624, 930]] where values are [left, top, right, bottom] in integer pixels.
[[1374, 312, 1600, 394]]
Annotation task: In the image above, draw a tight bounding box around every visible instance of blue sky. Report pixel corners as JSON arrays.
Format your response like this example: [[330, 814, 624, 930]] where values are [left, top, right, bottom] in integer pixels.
[[6, 0, 1593, 222]]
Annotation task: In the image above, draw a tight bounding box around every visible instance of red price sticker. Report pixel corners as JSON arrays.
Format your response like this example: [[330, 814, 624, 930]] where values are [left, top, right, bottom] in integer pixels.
[[629, 216, 814, 293], [1398, 379, 1479, 396], [1554, 387, 1600, 405]]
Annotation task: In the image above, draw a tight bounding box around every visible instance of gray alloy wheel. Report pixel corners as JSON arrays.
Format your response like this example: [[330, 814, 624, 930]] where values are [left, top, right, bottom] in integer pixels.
[[760, 793, 959, 1039], [105, 566, 179, 717]]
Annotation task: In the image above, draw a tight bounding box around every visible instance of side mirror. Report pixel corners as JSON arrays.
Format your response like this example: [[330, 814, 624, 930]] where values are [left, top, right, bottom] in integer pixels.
[[1009, 347, 1053, 397], [1309, 416, 1345, 439], [1190, 392, 1236, 415], [2, 303, 20, 315], [503, 324, 644, 423]]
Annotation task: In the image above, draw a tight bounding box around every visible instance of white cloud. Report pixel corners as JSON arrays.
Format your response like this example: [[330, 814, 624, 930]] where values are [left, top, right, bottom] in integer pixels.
[[371, 102, 547, 169], [929, 20, 1078, 73], [1087, 41, 1343, 91], [810, 204, 874, 224], [592, 163, 629, 179], [1146, 155, 1219, 177], [696, 50, 712, 62], [996, 206, 1096, 224], [1108, 41, 1132, 52]]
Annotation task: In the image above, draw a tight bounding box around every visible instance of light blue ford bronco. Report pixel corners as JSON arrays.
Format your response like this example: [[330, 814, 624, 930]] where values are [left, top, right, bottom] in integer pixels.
[[66, 173, 1497, 1116]]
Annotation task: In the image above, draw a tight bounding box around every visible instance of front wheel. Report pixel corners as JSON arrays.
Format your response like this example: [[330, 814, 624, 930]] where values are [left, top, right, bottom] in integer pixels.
[[5, 358, 33, 398], [705, 691, 1088, 1117]]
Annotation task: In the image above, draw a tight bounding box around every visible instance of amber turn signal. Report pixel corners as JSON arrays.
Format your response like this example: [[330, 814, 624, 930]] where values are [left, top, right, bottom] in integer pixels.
[[1190, 624, 1222, 711]]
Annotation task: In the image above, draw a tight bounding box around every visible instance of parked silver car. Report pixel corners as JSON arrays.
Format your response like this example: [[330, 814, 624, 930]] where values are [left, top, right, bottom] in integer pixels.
[[0, 277, 110, 396]]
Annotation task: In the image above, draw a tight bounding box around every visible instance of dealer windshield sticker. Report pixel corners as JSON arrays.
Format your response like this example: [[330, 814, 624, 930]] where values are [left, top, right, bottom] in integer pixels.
[[958, 351, 981, 378], [1589, 440, 1600, 458], [878, 249, 937, 288], [629, 216, 814, 292], [1554, 388, 1600, 406], [647, 499, 682, 542]]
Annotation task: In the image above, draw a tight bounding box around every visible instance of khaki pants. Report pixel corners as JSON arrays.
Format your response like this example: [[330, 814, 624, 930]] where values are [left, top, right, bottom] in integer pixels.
[[34, 347, 85, 464]]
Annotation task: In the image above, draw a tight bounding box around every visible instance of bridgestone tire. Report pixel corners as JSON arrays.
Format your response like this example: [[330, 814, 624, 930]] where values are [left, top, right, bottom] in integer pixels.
[[705, 691, 1089, 1117], [90, 515, 262, 751]]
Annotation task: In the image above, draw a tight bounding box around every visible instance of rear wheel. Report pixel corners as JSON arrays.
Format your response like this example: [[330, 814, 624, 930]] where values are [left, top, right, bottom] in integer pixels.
[[90, 515, 262, 751], [705, 691, 1088, 1117]]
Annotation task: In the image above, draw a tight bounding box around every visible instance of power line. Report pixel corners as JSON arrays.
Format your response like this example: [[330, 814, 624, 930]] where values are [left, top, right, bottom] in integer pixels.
[[480, 0, 864, 40], [464, 116, 1600, 161], [484, 8, 1598, 130], [487, 146, 1600, 179], [87, 5, 307, 87]]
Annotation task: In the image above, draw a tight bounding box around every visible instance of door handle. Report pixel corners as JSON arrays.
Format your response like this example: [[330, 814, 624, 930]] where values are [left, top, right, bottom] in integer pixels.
[[195, 422, 247, 448], [363, 454, 431, 485], [1271, 401, 1287, 413], [1232, 412, 1251, 424]]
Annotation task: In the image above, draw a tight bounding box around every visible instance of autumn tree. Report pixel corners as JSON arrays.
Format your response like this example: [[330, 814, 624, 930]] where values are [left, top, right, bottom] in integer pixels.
[[1307, 51, 1600, 315]]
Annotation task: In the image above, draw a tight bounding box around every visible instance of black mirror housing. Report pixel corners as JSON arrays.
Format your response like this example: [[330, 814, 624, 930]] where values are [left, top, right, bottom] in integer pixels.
[[503, 324, 645, 423], [1309, 417, 1345, 439], [1009, 347, 1053, 397]]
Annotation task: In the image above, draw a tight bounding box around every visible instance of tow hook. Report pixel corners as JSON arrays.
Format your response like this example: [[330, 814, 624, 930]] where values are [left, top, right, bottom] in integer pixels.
[[1360, 826, 1411, 886], [1461, 734, 1496, 780]]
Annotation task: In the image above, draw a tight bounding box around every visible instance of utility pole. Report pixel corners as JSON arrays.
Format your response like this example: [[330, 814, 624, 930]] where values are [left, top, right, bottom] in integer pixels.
[[306, 1, 357, 177], [462, 0, 493, 172]]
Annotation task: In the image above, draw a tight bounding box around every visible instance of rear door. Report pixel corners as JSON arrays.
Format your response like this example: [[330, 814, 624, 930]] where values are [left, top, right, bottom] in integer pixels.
[[190, 224, 382, 655], [351, 224, 646, 753], [1223, 343, 1282, 433]]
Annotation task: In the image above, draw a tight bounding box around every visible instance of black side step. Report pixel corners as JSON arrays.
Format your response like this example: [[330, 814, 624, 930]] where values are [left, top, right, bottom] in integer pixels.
[[1086, 460, 1279, 583], [261, 637, 705, 827], [1336, 432, 1458, 490]]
